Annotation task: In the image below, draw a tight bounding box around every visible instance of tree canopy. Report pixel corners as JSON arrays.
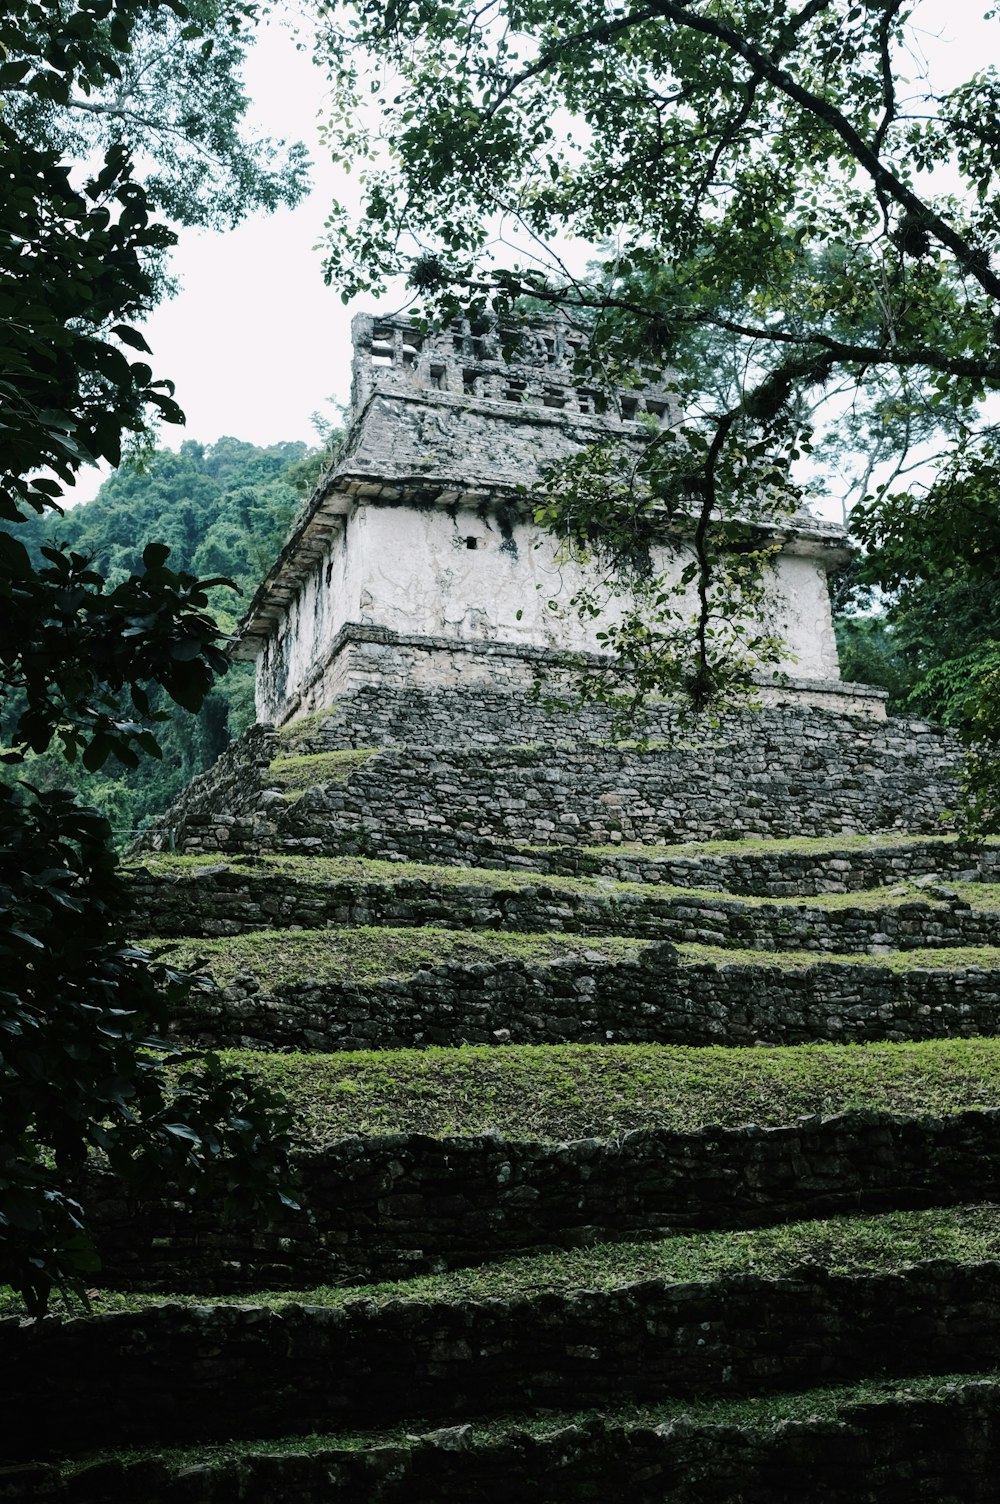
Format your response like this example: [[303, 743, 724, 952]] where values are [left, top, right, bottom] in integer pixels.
[[5, 437, 320, 843], [317, 0, 1000, 814], [2, 0, 309, 230], [0, 0, 306, 1309]]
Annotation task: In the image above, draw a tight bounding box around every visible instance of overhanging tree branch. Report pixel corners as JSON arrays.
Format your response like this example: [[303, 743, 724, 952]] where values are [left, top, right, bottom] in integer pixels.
[[642, 0, 1000, 300], [477, 0, 1000, 299], [477, 278, 1000, 385]]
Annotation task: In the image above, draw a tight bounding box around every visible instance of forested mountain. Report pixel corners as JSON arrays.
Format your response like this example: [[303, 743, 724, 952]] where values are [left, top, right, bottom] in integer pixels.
[[4, 438, 326, 845]]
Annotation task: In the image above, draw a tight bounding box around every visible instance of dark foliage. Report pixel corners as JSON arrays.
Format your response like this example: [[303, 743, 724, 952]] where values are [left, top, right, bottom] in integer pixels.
[[0, 0, 306, 1310]]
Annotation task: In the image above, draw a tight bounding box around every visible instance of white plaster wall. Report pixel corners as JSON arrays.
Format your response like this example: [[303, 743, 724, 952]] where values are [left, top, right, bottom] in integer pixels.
[[255, 520, 354, 722], [347, 503, 619, 648], [768, 552, 842, 680], [257, 501, 841, 721]]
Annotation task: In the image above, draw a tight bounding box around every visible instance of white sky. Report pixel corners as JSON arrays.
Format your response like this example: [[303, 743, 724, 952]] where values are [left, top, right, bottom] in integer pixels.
[[137, 19, 357, 449], [70, 2, 1000, 512]]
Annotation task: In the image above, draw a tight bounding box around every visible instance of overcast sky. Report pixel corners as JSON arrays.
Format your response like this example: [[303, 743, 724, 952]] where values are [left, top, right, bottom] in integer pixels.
[[138, 19, 356, 451], [71, 2, 999, 511]]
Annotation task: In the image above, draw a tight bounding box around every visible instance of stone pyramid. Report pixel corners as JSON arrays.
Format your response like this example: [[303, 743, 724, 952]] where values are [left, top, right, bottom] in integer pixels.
[[7, 672, 1000, 1500], [7, 315, 1000, 1499]]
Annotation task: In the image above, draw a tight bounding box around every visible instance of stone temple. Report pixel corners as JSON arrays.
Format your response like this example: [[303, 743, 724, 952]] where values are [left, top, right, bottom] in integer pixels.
[[19, 317, 1000, 1500], [231, 312, 882, 723]]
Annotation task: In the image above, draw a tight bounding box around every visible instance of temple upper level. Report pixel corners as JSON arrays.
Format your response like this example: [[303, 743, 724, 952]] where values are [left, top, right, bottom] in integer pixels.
[[350, 312, 678, 423], [231, 313, 868, 725]]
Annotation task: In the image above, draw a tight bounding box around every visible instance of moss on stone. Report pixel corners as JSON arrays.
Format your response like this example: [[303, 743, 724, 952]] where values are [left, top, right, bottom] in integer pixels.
[[679, 942, 1000, 972], [144, 924, 656, 987], [125, 850, 997, 916], [143, 923, 1000, 990], [267, 749, 379, 792], [9, 1202, 1000, 1317], [206, 1035, 1000, 1146], [580, 832, 984, 860], [276, 710, 337, 748], [55, 1371, 1000, 1473]]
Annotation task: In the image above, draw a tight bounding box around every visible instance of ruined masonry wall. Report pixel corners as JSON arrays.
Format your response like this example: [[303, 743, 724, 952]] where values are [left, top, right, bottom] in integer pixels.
[[166, 951, 1000, 1054], [16, 1386, 1000, 1504], [255, 504, 840, 724], [7, 1264, 1000, 1455], [297, 663, 888, 743], [129, 864, 999, 950], [265, 631, 885, 726], [139, 696, 960, 858], [86, 1110, 1000, 1291]]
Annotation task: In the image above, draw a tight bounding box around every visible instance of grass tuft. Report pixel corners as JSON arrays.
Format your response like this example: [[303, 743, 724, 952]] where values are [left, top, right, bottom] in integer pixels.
[[144, 925, 656, 987], [267, 750, 378, 792], [8, 1203, 1000, 1318], [56, 1371, 1000, 1473], [580, 833, 987, 859], [679, 942, 1000, 972], [207, 1036, 1000, 1147], [143, 924, 1000, 991]]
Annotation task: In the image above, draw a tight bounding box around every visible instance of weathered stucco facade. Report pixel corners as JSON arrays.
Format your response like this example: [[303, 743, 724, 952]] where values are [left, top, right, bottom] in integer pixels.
[[233, 314, 866, 723]]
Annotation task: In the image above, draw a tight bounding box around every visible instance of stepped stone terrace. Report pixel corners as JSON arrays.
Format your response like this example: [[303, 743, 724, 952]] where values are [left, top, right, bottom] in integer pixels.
[[9, 658, 1000, 1500], [8, 317, 1000, 1500]]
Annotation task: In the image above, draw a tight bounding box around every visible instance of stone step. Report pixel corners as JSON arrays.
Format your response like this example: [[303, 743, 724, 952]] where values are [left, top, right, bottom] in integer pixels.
[[154, 925, 1000, 1051], [85, 1104, 1000, 1292], [547, 833, 1000, 897], [108, 692, 992, 1498], [5, 1205, 1000, 1459], [279, 681, 904, 756], [142, 807, 1000, 891], [15, 1376, 1000, 1503], [127, 851, 1000, 953], [136, 706, 963, 858]]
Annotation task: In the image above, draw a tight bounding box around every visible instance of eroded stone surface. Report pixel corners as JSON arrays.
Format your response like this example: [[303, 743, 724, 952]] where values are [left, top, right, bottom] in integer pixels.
[[231, 315, 851, 724], [135, 695, 961, 860]]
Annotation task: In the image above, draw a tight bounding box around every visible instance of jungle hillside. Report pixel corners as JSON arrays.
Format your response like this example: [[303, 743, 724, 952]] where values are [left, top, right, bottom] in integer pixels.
[[1, 438, 328, 844]]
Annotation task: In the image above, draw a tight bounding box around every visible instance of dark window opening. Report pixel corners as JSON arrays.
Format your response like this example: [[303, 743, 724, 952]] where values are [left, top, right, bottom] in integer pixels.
[[578, 387, 607, 415], [466, 536, 479, 549]]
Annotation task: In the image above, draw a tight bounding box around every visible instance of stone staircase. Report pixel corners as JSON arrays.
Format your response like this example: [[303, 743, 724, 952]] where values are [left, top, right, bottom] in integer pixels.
[[6, 691, 1000, 1501]]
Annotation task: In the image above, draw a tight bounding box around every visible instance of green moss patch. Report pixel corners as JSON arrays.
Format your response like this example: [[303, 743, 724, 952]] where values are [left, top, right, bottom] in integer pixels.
[[206, 1036, 1000, 1147], [276, 711, 337, 748], [143, 924, 1000, 991], [9, 1203, 1000, 1317], [129, 849, 570, 889], [128, 849, 675, 900], [267, 749, 378, 792], [127, 850, 998, 916], [581, 833, 981, 860], [56, 1372, 1000, 1473], [145, 925, 655, 987], [679, 942, 1000, 972], [952, 882, 1000, 911]]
